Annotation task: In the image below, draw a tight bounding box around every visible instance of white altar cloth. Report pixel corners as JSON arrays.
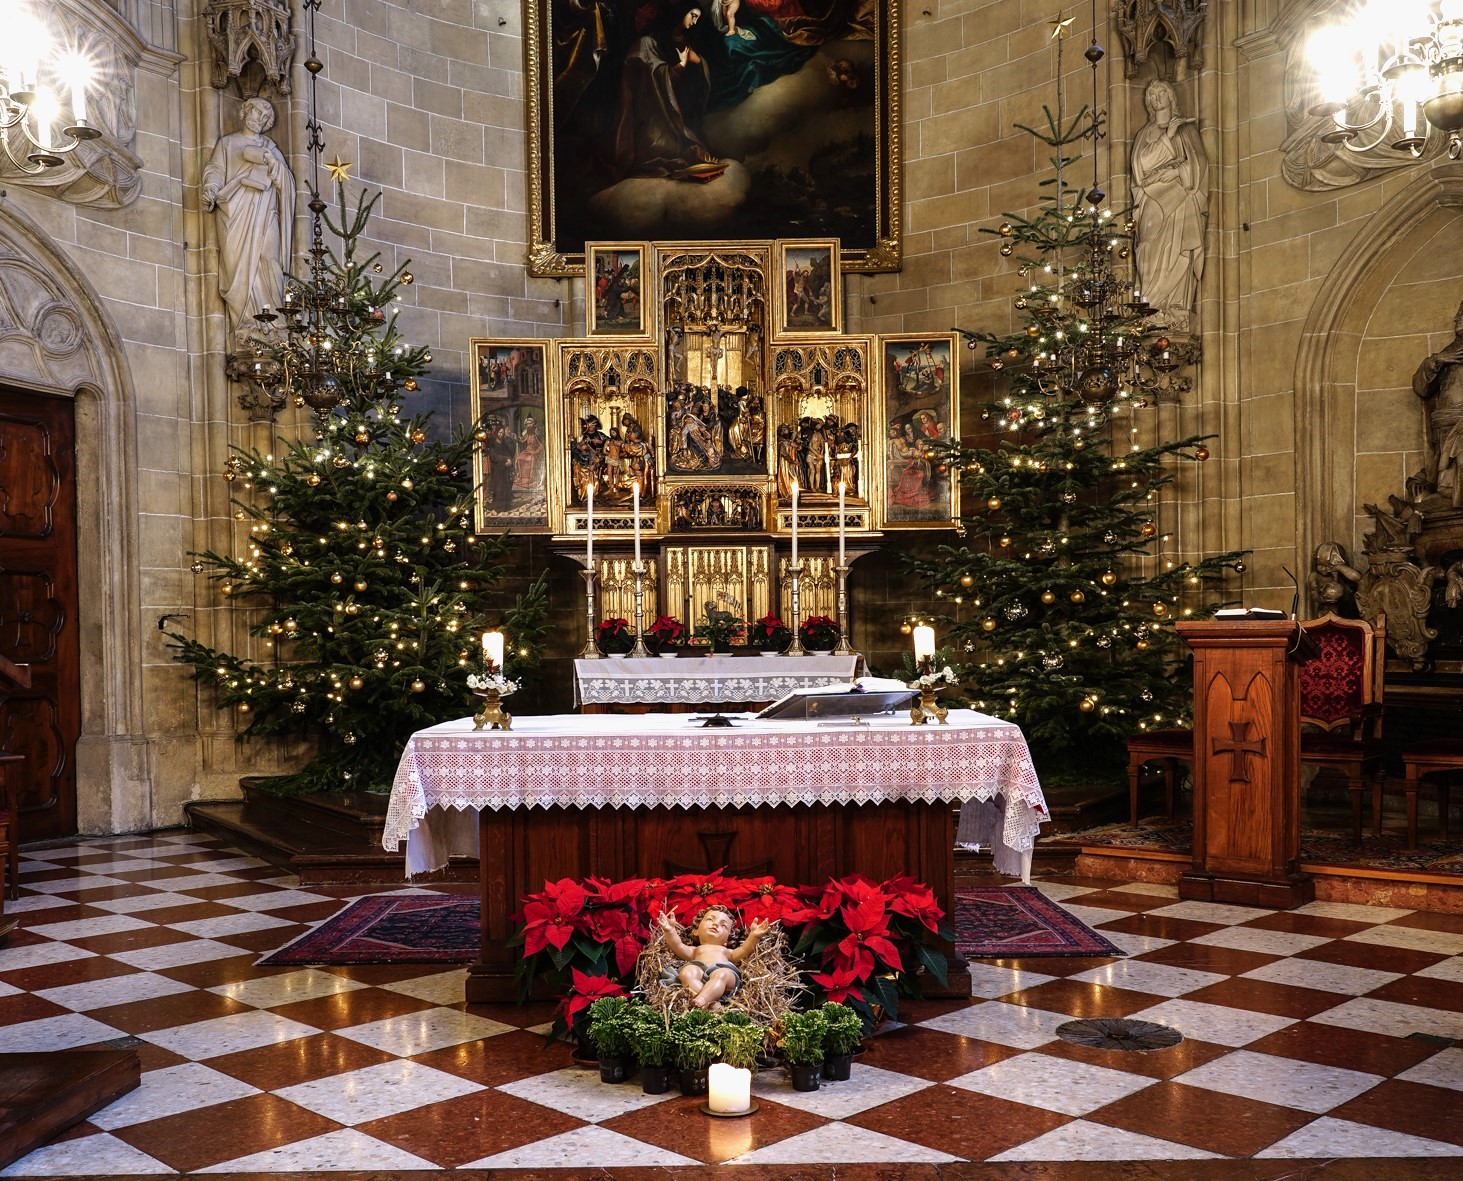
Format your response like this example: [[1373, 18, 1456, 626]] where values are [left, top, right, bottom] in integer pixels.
[[573, 654, 859, 706], [384, 709, 1048, 880]]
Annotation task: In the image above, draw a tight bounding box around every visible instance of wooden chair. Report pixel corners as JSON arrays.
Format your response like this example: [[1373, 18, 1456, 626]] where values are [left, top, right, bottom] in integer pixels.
[[1386, 739, 1460, 850], [1296, 612, 1386, 845], [1125, 612, 1385, 843]]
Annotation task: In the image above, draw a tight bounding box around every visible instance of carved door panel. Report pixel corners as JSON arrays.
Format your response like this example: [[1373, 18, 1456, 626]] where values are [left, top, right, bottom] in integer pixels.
[[0, 389, 78, 841]]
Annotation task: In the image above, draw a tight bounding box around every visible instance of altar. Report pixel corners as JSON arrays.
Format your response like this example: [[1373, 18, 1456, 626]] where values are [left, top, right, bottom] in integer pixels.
[[384, 709, 1047, 1003], [573, 653, 859, 709]]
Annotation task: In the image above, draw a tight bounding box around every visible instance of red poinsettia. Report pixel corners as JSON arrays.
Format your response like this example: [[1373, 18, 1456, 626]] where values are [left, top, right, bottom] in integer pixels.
[[517, 877, 589, 957], [884, 873, 945, 934], [658, 870, 750, 921], [560, 968, 628, 1025], [807, 962, 864, 1004], [739, 876, 804, 927], [826, 894, 903, 978]]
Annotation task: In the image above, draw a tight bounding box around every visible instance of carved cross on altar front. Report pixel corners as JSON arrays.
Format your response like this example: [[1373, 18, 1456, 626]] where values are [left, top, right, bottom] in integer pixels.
[[664, 829, 772, 878], [1211, 721, 1266, 783]]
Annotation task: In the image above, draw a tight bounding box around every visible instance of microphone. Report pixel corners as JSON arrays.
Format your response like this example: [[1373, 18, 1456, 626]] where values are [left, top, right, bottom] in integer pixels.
[[1281, 566, 1299, 621]]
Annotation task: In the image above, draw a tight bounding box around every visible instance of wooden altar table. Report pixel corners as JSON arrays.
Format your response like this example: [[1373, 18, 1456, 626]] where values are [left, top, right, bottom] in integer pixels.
[[384, 710, 1047, 1003]]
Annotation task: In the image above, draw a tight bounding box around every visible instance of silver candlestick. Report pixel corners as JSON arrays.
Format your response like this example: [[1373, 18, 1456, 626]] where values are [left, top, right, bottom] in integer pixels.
[[628, 560, 652, 658], [786, 560, 807, 656], [833, 563, 854, 655], [579, 565, 601, 658]]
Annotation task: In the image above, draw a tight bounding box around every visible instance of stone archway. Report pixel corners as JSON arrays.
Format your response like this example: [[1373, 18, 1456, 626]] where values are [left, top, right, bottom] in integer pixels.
[[0, 200, 146, 834], [1293, 162, 1463, 570]]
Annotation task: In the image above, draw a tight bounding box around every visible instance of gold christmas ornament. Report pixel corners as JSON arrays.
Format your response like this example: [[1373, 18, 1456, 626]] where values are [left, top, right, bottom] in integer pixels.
[[387, 491, 398, 502], [401, 478, 414, 491], [1000, 243, 1014, 256], [1136, 638, 1150, 649], [404, 379, 419, 391], [402, 272, 414, 285], [1079, 698, 1095, 712], [349, 676, 364, 690], [981, 618, 997, 631], [411, 679, 426, 692], [474, 428, 489, 442], [307, 473, 322, 487], [1101, 570, 1117, 586], [330, 573, 343, 585], [1154, 602, 1168, 616], [221, 583, 234, 597], [1195, 445, 1210, 461], [899, 621, 913, 635], [354, 430, 370, 444], [411, 429, 426, 444], [345, 602, 360, 615], [222, 469, 236, 482], [960, 573, 975, 588], [354, 579, 368, 592], [1040, 590, 1056, 604], [436, 461, 449, 474], [987, 497, 1002, 510], [1073, 438, 1086, 450], [332, 455, 349, 468], [1140, 521, 1157, 538], [1025, 325, 1041, 338], [998, 222, 1014, 236], [999, 535, 1012, 547], [1069, 589, 1085, 603]]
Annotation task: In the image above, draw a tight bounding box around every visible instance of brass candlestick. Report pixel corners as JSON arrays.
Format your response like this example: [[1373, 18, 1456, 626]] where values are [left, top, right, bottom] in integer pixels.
[[909, 686, 948, 726], [833, 563, 854, 655], [628, 560, 652, 658], [786, 560, 806, 656], [579, 565, 601, 658], [473, 688, 513, 731]]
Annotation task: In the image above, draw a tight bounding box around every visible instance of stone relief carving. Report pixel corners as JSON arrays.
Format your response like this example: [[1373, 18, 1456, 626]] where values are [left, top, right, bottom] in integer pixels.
[[1309, 541, 1361, 617], [0, 21, 143, 208], [1114, 0, 1208, 78], [1130, 79, 1208, 333], [202, 97, 295, 351], [0, 246, 104, 392], [204, 0, 294, 95], [1356, 500, 1439, 670]]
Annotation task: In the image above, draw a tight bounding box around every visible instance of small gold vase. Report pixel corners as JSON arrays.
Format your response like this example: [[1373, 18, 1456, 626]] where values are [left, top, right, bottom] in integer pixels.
[[909, 685, 948, 726], [472, 689, 513, 731]]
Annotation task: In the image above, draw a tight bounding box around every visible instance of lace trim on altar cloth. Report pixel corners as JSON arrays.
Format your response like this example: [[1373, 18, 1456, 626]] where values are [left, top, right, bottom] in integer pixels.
[[572, 655, 859, 705]]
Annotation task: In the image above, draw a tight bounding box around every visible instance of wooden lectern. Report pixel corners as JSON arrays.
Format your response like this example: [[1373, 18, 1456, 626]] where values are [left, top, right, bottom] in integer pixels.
[[1175, 619, 1317, 909]]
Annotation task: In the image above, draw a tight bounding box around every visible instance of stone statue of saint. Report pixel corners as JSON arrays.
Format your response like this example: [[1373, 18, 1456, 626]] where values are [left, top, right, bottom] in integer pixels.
[[1411, 301, 1463, 507], [202, 97, 294, 348], [1130, 80, 1208, 332]]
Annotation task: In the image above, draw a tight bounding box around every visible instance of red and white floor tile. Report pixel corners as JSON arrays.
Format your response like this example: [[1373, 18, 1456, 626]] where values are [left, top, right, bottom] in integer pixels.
[[1, 831, 1461, 1176]]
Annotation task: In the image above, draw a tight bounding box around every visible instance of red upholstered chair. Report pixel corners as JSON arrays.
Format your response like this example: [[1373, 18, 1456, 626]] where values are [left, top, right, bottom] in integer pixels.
[[1295, 612, 1385, 845]]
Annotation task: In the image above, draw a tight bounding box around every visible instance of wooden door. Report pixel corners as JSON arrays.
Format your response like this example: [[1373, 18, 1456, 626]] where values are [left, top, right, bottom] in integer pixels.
[[0, 389, 79, 842]]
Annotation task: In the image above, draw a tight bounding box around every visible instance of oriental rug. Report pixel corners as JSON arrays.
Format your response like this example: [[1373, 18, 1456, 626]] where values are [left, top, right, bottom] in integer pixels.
[[259, 886, 1123, 966]]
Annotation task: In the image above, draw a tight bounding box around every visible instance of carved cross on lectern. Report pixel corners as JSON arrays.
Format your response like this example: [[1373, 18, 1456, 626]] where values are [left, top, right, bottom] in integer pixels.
[[1211, 721, 1266, 783]]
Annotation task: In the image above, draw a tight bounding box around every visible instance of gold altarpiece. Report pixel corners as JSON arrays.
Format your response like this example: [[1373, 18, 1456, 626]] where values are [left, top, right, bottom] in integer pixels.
[[473, 241, 959, 636]]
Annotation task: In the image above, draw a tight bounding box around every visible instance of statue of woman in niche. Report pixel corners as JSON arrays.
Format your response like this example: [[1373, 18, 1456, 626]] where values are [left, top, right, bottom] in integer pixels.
[[1130, 79, 1208, 333], [1411, 300, 1463, 507], [202, 97, 295, 348]]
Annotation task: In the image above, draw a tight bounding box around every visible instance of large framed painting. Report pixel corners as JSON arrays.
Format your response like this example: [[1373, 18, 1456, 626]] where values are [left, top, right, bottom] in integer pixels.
[[773, 239, 842, 336], [877, 332, 960, 529], [587, 242, 650, 337], [470, 339, 553, 533], [524, 0, 902, 277]]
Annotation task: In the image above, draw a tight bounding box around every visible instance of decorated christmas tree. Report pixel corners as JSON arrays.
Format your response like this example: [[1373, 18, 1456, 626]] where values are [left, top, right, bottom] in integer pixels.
[[906, 37, 1244, 780], [170, 184, 546, 796]]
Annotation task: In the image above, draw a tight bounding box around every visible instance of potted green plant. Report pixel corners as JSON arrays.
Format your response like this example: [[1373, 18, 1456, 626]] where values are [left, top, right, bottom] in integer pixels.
[[624, 1003, 674, 1094], [646, 614, 687, 657], [694, 604, 745, 654], [595, 617, 634, 655], [668, 1009, 722, 1096], [749, 612, 792, 655], [717, 1011, 765, 1071], [799, 614, 840, 654], [779, 1009, 827, 1092], [819, 1001, 863, 1081], [586, 995, 634, 1083]]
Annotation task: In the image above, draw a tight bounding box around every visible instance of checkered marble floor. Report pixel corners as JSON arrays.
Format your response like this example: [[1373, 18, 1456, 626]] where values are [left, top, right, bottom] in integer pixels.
[[2, 831, 1462, 1176]]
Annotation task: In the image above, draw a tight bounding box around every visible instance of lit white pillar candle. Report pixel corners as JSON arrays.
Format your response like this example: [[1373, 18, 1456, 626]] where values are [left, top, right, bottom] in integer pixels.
[[706, 1063, 751, 1114], [632, 480, 642, 565], [482, 630, 505, 671], [913, 624, 936, 665], [585, 482, 594, 568], [790, 481, 799, 569], [838, 480, 846, 567]]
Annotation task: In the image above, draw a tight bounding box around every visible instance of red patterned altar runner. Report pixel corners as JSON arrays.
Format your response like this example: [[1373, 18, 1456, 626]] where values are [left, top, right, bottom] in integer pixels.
[[384, 710, 1047, 878]]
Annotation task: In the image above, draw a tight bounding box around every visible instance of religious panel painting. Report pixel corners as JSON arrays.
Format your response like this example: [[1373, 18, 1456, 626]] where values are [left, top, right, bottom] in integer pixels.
[[587, 242, 650, 337], [773, 239, 841, 336], [469, 339, 552, 532], [877, 332, 959, 529], [523, 0, 902, 277]]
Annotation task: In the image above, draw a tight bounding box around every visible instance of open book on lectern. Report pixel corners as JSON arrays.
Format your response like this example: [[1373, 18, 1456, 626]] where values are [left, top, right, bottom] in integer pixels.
[[756, 678, 919, 720]]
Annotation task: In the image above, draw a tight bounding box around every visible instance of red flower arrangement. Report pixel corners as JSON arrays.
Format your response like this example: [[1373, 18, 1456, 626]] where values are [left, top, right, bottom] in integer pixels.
[[510, 870, 952, 1029], [749, 613, 792, 651], [595, 617, 633, 654], [647, 614, 687, 648], [799, 614, 840, 651]]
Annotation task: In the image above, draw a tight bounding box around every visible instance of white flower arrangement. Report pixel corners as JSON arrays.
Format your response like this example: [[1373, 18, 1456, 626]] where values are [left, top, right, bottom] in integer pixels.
[[912, 664, 959, 689], [467, 671, 519, 695]]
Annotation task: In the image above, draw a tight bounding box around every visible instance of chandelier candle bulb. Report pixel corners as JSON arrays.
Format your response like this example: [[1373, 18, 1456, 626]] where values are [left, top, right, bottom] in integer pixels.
[[632, 480, 641, 565], [913, 624, 936, 665], [482, 631, 505, 671], [706, 1064, 752, 1115]]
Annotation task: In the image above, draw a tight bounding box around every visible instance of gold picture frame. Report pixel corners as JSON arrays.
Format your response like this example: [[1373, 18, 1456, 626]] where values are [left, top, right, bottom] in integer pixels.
[[523, 0, 902, 277], [469, 339, 556, 533], [773, 239, 842, 337], [586, 242, 651, 338], [875, 332, 960, 530]]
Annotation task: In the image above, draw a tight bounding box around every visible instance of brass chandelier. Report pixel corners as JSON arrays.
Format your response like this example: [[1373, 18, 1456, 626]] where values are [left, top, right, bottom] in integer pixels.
[[0, 4, 99, 170]]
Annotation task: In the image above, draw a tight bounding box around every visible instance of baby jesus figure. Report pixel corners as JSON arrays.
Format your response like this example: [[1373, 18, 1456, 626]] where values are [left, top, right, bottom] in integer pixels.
[[657, 906, 771, 1009]]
